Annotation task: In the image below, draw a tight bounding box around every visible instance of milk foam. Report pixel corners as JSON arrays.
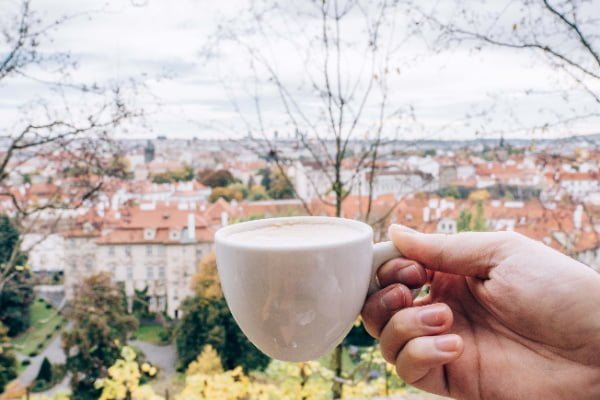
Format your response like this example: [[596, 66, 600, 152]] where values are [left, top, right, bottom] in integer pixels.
[[227, 222, 362, 247]]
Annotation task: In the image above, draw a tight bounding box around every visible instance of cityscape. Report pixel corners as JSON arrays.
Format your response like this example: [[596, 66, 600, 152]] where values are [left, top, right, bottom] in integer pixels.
[[1, 0, 599, 399]]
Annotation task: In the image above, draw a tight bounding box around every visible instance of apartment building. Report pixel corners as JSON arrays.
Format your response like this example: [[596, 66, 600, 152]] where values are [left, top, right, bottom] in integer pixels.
[[64, 204, 214, 318]]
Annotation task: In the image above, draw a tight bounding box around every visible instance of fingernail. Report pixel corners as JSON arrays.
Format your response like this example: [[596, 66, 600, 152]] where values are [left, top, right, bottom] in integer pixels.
[[435, 335, 459, 352], [380, 286, 406, 311], [395, 264, 419, 283], [419, 304, 446, 327]]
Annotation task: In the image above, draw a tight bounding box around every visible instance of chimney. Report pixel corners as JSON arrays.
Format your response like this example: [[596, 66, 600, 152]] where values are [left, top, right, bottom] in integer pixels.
[[573, 204, 583, 231], [221, 211, 229, 227], [422, 207, 430, 223], [187, 213, 196, 241]]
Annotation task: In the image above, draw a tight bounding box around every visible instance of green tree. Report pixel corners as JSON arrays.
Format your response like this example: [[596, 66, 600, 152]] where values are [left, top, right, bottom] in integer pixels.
[[472, 201, 488, 232], [227, 182, 249, 199], [176, 252, 269, 372], [457, 209, 472, 232], [132, 287, 152, 320], [441, 185, 462, 199], [36, 357, 53, 383], [248, 185, 269, 201], [0, 322, 17, 393], [197, 169, 236, 188], [0, 215, 33, 336], [258, 168, 272, 190], [175, 296, 269, 373], [268, 170, 295, 199], [63, 273, 138, 400]]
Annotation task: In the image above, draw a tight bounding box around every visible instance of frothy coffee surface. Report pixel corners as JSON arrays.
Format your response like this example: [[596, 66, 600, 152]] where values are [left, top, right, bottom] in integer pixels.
[[227, 222, 363, 247]]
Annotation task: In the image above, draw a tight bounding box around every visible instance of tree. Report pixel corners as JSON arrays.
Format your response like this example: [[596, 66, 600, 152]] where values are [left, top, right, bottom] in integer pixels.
[[176, 252, 269, 372], [94, 346, 159, 400], [63, 273, 138, 400], [472, 200, 488, 232], [36, 357, 53, 384], [227, 182, 249, 199], [0, 215, 33, 336], [457, 209, 472, 232], [248, 185, 270, 201], [185, 345, 223, 376], [457, 201, 488, 232], [132, 288, 152, 320], [268, 170, 295, 200], [258, 168, 272, 190], [208, 187, 244, 203], [197, 169, 235, 188], [0, 322, 17, 393]]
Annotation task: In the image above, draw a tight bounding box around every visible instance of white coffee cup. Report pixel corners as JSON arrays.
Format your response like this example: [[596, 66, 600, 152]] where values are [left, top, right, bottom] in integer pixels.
[[215, 216, 414, 362]]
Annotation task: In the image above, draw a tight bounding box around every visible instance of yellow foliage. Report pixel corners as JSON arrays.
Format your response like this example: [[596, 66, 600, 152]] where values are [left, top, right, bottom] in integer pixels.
[[192, 251, 222, 299], [186, 345, 224, 375], [468, 189, 490, 202], [95, 346, 161, 400]]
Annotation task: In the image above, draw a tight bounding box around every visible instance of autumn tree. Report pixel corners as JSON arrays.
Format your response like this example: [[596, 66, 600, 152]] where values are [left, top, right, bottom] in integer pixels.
[[175, 252, 269, 372], [63, 273, 138, 400], [197, 169, 236, 188]]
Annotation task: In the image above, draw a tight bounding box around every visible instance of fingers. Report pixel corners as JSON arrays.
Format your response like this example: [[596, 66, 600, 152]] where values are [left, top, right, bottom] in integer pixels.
[[377, 257, 428, 289], [388, 225, 524, 278], [379, 303, 453, 363], [361, 284, 414, 338], [395, 334, 463, 385]]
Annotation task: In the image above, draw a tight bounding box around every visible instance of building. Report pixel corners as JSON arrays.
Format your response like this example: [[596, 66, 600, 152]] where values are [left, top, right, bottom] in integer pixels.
[[63, 204, 215, 318]]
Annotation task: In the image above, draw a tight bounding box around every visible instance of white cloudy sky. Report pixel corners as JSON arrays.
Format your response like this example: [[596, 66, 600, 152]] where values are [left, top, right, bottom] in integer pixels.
[[1, 0, 599, 140]]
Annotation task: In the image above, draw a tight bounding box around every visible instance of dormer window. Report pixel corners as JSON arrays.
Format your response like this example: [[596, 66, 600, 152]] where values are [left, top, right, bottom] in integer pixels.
[[170, 229, 180, 240], [144, 228, 156, 240]]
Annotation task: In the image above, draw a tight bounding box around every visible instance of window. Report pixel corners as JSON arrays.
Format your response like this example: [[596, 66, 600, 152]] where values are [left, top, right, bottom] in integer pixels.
[[158, 246, 165, 256], [108, 246, 115, 256], [126, 267, 133, 279], [125, 246, 131, 256], [146, 245, 153, 256], [147, 265, 154, 280], [158, 266, 166, 279], [85, 257, 93, 271]]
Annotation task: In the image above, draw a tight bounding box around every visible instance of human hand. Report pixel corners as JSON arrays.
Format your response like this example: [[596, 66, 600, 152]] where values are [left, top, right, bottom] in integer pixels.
[[361, 226, 600, 399]]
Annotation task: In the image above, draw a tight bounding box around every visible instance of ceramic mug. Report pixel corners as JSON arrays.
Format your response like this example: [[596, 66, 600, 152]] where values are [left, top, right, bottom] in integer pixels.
[[215, 216, 415, 362]]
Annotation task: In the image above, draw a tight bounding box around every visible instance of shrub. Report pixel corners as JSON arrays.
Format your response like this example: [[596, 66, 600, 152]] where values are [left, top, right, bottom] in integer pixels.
[[45, 303, 52, 310], [45, 333, 53, 340], [29, 351, 38, 357], [21, 359, 31, 367]]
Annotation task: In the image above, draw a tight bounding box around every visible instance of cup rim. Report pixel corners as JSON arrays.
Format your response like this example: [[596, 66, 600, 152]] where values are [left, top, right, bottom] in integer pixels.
[[214, 216, 373, 251]]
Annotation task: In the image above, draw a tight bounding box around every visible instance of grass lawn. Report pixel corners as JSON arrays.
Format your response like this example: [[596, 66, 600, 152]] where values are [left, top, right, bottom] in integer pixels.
[[134, 323, 169, 345], [12, 299, 65, 356]]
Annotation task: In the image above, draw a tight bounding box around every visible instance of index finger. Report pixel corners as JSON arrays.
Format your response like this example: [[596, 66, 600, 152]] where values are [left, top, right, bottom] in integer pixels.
[[389, 226, 525, 279]]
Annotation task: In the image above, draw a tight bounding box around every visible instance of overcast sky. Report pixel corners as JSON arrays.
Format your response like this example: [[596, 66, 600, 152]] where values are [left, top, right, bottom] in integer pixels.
[[1, 0, 599, 141]]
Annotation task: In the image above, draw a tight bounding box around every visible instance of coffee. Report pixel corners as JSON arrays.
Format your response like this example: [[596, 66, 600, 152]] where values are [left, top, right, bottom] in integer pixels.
[[226, 221, 362, 247]]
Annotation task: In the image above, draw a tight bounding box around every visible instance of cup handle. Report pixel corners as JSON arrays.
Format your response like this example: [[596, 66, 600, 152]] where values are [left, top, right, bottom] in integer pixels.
[[369, 241, 421, 299]]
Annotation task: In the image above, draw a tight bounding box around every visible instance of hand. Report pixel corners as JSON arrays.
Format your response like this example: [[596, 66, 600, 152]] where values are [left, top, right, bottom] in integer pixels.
[[361, 226, 600, 400]]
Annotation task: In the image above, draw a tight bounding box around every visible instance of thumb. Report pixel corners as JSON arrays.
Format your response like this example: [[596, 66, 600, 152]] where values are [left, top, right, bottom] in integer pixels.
[[389, 225, 518, 278]]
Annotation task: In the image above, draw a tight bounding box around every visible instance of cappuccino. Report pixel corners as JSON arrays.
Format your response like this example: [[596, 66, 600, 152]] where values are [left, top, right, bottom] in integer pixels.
[[226, 221, 362, 247]]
